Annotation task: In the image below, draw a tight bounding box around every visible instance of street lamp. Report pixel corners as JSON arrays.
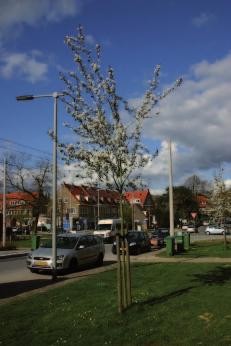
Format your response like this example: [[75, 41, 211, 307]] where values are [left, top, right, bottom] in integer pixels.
[[168, 139, 174, 237], [16, 92, 65, 279]]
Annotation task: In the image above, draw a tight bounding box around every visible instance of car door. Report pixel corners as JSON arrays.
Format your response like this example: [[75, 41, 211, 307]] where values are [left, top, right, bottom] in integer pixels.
[[138, 232, 147, 251], [76, 235, 97, 265]]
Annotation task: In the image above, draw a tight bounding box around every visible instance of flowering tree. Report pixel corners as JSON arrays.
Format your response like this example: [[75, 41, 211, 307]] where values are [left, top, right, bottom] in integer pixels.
[[212, 169, 231, 247], [59, 25, 182, 312]]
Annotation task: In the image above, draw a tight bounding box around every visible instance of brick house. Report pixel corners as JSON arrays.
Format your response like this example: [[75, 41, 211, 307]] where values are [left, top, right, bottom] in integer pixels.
[[0, 192, 39, 227], [58, 184, 120, 230], [124, 190, 155, 230], [197, 194, 208, 209]]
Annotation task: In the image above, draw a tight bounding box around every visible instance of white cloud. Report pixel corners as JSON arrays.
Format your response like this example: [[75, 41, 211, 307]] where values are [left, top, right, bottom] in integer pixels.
[[192, 12, 215, 28], [0, 0, 80, 31], [0, 51, 48, 83], [135, 52, 231, 188], [225, 179, 231, 188]]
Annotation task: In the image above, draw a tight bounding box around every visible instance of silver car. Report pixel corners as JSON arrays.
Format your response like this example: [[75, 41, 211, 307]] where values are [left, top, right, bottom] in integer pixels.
[[205, 225, 226, 235], [26, 232, 105, 273]]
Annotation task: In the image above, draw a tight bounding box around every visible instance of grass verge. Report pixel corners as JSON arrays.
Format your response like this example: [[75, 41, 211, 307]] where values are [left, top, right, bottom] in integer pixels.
[[159, 240, 231, 258], [1, 262, 231, 345]]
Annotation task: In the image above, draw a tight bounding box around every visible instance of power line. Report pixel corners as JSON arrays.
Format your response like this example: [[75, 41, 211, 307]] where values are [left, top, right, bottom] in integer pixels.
[[0, 137, 52, 156], [0, 145, 51, 161]]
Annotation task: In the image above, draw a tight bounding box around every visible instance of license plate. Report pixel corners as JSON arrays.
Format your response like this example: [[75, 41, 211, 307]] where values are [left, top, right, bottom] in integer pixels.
[[34, 260, 48, 267]]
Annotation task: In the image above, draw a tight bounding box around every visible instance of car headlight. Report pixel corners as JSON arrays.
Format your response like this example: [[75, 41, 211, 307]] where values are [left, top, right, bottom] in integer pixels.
[[129, 242, 136, 246]]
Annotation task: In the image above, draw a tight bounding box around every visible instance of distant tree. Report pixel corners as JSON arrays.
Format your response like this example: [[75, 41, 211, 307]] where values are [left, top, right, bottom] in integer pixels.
[[6, 155, 51, 234], [184, 174, 211, 195], [59, 25, 182, 312], [154, 186, 199, 227]]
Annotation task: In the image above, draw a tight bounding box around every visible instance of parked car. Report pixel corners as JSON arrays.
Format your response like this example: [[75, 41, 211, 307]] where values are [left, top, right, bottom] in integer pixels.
[[181, 224, 188, 231], [148, 230, 164, 248], [111, 231, 151, 255], [186, 224, 197, 233], [26, 232, 105, 273], [205, 225, 227, 235], [157, 228, 170, 238]]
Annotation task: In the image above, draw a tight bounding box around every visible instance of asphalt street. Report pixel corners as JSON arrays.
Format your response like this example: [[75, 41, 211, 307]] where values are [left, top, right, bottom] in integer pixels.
[[0, 234, 230, 301]]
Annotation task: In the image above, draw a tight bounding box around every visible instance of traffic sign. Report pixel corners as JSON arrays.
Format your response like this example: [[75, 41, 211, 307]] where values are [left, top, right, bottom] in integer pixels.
[[191, 212, 197, 219]]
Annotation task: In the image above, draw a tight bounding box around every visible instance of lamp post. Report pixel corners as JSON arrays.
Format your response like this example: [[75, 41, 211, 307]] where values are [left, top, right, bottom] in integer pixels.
[[97, 189, 100, 222], [16, 92, 65, 279], [168, 139, 175, 237], [2, 158, 7, 247]]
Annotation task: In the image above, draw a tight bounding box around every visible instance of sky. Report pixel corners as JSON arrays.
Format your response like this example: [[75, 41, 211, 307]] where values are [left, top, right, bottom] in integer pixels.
[[0, 0, 231, 194]]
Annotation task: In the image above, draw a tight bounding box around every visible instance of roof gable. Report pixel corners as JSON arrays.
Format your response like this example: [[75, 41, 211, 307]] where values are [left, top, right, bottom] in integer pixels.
[[124, 190, 150, 206]]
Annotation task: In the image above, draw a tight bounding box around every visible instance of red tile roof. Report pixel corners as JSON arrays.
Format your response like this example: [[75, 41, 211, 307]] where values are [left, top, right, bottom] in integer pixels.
[[0, 192, 38, 201], [124, 190, 150, 206], [197, 194, 208, 208], [64, 184, 120, 204]]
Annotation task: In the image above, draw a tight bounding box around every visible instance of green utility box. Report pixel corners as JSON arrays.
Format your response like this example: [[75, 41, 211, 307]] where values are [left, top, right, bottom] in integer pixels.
[[31, 235, 40, 250], [175, 232, 184, 253], [183, 232, 190, 250], [166, 236, 175, 256]]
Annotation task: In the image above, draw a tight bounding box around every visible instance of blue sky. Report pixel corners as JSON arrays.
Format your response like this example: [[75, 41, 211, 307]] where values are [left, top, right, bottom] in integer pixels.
[[1, 0, 231, 193]]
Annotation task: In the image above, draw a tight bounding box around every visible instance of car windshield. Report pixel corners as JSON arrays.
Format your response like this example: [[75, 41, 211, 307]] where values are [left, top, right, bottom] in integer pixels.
[[40, 237, 78, 249], [127, 232, 139, 241], [97, 224, 112, 231]]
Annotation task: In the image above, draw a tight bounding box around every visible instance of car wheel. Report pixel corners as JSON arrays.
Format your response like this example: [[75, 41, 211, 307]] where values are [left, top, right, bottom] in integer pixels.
[[96, 253, 104, 267], [69, 258, 78, 273], [222, 231, 225, 235], [112, 246, 116, 255], [206, 231, 210, 235]]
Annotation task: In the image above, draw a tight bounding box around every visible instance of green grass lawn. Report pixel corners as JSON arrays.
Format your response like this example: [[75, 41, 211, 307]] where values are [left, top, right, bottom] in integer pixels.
[[1, 262, 231, 345], [11, 234, 52, 249], [160, 240, 231, 258]]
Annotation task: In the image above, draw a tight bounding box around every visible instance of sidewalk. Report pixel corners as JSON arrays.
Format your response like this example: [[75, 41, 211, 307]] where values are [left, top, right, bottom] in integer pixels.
[[0, 249, 29, 259], [133, 251, 231, 263]]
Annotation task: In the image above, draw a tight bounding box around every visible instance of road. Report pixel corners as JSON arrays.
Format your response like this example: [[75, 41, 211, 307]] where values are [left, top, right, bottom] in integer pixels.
[[0, 244, 117, 300], [0, 235, 230, 301], [0, 244, 115, 283]]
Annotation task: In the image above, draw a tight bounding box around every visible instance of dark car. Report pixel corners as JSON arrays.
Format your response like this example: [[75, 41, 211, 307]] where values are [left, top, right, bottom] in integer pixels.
[[157, 228, 170, 238], [111, 231, 151, 255], [148, 230, 164, 248]]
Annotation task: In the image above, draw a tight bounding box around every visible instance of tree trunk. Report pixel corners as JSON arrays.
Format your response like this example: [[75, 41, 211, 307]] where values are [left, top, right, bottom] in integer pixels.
[[117, 194, 132, 312], [32, 212, 39, 235]]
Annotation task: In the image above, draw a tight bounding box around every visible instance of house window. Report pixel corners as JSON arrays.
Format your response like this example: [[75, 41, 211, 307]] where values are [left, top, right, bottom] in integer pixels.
[[67, 208, 76, 214]]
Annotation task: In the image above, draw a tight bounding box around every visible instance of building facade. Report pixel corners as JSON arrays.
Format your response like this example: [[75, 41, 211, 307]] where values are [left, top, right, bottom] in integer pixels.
[[124, 190, 155, 230], [0, 192, 38, 227], [57, 184, 120, 230]]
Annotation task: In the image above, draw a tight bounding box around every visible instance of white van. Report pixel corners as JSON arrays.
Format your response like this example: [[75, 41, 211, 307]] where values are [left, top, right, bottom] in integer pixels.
[[93, 219, 121, 242]]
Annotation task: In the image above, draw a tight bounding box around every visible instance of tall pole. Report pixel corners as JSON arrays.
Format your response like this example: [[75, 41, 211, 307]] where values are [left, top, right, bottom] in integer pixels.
[[16, 92, 65, 280], [168, 139, 174, 237], [2, 158, 6, 247], [97, 189, 100, 222], [52, 93, 58, 279]]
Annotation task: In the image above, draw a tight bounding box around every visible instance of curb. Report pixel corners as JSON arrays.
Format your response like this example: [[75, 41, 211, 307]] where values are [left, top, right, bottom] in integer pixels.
[[0, 252, 29, 259]]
